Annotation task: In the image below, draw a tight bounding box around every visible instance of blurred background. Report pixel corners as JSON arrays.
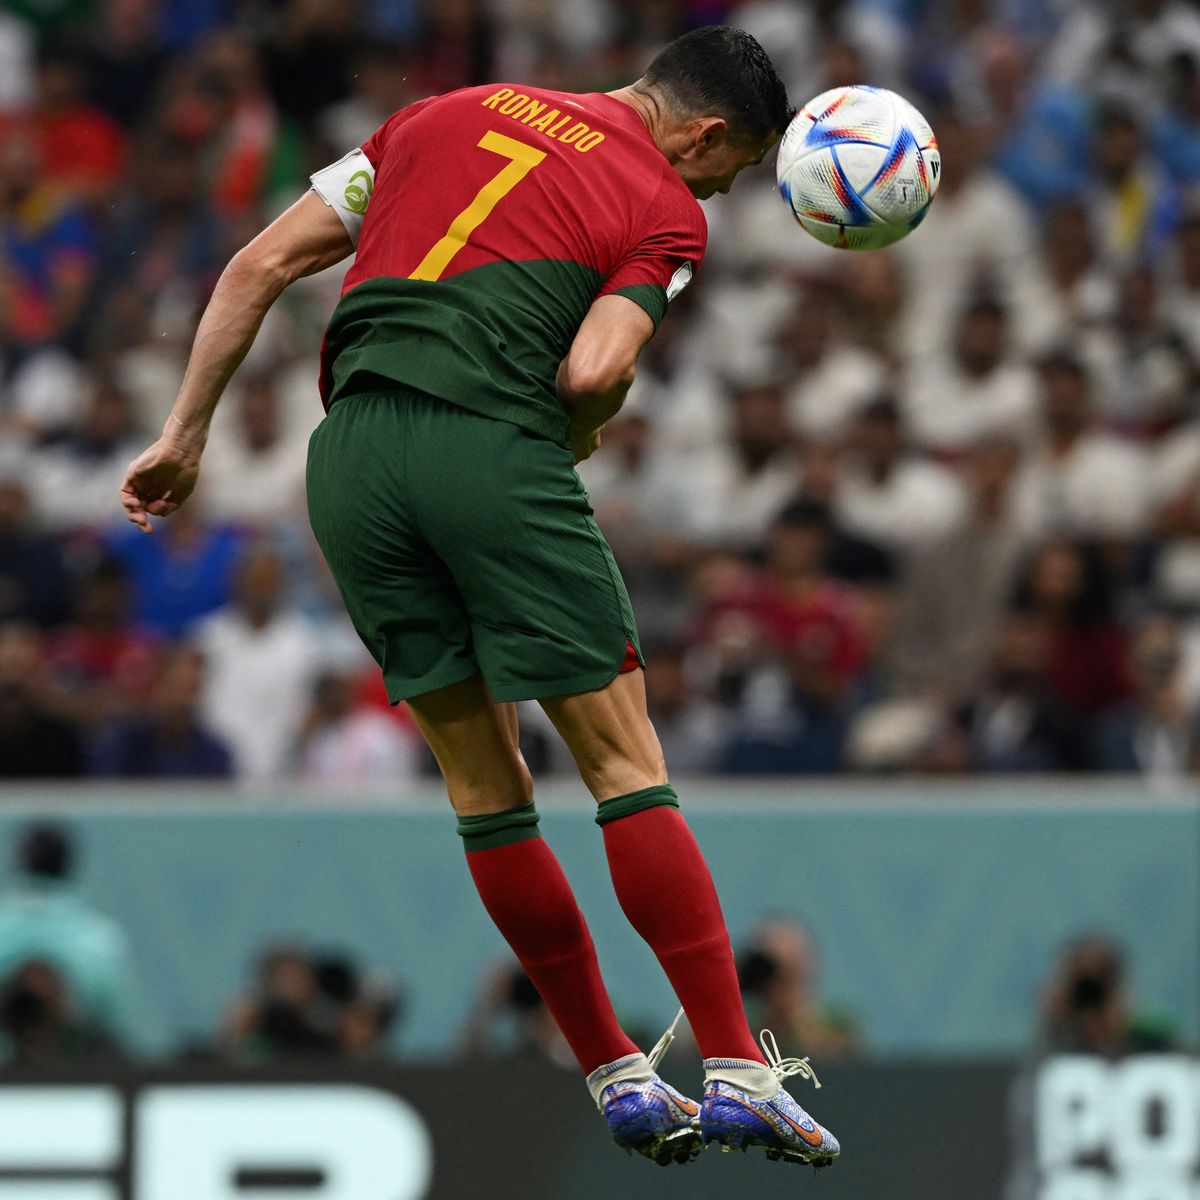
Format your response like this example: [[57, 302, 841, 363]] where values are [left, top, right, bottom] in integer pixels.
[[0, 0, 1197, 1196]]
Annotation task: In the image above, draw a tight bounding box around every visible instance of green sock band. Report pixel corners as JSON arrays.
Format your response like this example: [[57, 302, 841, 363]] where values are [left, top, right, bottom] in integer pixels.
[[457, 802, 540, 851], [595, 784, 679, 827]]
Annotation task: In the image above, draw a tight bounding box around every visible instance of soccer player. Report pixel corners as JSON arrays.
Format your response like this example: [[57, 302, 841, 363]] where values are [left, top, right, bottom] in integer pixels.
[[119, 25, 840, 1169]]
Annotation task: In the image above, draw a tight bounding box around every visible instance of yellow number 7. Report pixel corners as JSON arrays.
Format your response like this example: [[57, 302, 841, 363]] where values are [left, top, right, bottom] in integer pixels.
[[408, 131, 547, 282]]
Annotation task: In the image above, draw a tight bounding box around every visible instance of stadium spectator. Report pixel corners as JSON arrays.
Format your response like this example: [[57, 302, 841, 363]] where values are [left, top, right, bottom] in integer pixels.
[[0, 122, 98, 356], [1091, 614, 1200, 778], [778, 290, 886, 442], [1014, 353, 1149, 543], [221, 942, 338, 1060], [976, 32, 1090, 206], [221, 941, 400, 1062], [0, 475, 71, 629], [1039, 935, 1178, 1056], [0, 824, 137, 1047], [1150, 412, 1200, 611], [1010, 200, 1114, 357], [833, 395, 964, 551], [1087, 264, 1193, 434], [737, 918, 861, 1060], [896, 108, 1034, 358], [642, 641, 726, 774], [904, 297, 1037, 454], [11, 38, 127, 198], [888, 434, 1026, 696], [0, 622, 83, 777], [85, 0, 169, 130], [1087, 105, 1179, 267], [31, 374, 146, 531], [965, 611, 1087, 772], [0, 958, 121, 1066], [700, 501, 867, 772], [43, 556, 161, 729], [1162, 213, 1200, 362], [840, 250, 910, 363], [667, 381, 801, 548], [193, 545, 320, 778], [94, 132, 222, 346], [201, 373, 311, 527], [460, 960, 575, 1069], [294, 670, 422, 783], [1156, 50, 1200, 184], [91, 644, 233, 777], [1011, 538, 1134, 721], [105, 497, 244, 637]]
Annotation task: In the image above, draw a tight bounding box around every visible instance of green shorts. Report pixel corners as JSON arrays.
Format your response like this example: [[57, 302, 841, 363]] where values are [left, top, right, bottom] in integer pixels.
[[306, 389, 642, 704]]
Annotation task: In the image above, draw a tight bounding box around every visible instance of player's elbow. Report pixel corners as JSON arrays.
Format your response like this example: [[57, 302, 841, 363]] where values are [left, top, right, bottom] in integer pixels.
[[562, 356, 636, 403], [224, 243, 294, 301]]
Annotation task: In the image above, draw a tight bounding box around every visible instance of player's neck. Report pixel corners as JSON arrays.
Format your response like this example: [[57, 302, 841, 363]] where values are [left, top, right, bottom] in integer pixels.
[[607, 84, 673, 162]]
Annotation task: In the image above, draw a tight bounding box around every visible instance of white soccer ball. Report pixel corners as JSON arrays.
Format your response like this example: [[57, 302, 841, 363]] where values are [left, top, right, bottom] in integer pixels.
[[776, 85, 940, 251]]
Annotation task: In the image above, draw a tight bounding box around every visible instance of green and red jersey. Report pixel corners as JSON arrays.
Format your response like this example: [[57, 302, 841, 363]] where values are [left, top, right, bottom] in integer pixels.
[[310, 84, 707, 444]]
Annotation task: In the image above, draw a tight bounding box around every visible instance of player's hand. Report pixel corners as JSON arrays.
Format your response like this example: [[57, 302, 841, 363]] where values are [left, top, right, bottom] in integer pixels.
[[119, 436, 202, 534], [571, 426, 602, 464]]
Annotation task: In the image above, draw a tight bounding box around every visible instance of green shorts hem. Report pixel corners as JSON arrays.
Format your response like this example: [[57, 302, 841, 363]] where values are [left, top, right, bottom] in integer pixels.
[[488, 658, 641, 704], [385, 663, 480, 705]]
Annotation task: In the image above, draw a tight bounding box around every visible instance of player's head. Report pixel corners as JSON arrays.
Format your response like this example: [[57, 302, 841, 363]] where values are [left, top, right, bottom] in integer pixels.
[[636, 25, 792, 199]]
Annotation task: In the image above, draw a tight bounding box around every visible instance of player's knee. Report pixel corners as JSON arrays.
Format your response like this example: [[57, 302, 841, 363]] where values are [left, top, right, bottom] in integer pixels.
[[576, 742, 667, 800], [443, 751, 532, 815]]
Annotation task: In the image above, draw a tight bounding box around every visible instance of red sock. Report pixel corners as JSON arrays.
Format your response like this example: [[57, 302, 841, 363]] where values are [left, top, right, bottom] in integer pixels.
[[601, 799, 765, 1064], [465, 837, 639, 1074]]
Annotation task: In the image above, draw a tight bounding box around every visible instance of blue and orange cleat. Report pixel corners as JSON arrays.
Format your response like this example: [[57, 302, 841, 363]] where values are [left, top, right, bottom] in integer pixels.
[[588, 1012, 702, 1166], [700, 1031, 841, 1170], [596, 1070, 703, 1165]]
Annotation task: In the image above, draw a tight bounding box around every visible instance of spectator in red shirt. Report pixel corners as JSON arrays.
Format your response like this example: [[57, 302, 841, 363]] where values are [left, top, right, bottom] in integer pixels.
[[698, 501, 867, 772], [1011, 537, 1133, 720], [0, 126, 97, 352], [44, 557, 162, 729], [0, 41, 127, 202]]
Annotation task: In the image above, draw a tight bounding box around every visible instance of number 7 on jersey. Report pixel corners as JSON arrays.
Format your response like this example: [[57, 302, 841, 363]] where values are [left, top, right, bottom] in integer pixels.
[[409, 131, 547, 283]]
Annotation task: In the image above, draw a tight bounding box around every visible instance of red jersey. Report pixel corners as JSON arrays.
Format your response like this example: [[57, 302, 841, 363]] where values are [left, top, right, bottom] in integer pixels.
[[310, 84, 707, 443]]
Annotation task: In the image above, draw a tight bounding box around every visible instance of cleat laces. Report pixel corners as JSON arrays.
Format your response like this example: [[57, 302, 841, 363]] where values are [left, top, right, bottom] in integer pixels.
[[646, 1013, 823, 1092], [760, 1028, 822, 1090], [647, 1006, 686, 1072]]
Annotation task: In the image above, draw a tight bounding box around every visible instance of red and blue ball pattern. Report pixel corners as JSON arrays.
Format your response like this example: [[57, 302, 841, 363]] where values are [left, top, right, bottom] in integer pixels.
[[777, 86, 940, 251]]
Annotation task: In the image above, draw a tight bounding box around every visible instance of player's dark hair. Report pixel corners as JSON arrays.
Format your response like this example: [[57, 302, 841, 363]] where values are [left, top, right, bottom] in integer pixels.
[[641, 25, 793, 143], [18, 825, 73, 881]]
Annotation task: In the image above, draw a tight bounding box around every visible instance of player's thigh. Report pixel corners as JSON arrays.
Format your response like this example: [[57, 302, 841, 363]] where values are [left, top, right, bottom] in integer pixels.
[[410, 402, 641, 703], [306, 395, 478, 702], [405, 678, 533, 815], [539, 668, 668, 802]]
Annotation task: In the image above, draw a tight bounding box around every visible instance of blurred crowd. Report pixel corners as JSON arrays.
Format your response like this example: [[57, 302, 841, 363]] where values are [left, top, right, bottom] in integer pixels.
[[5, 0, 1200, 779], [0, 824, 1180, 1068]]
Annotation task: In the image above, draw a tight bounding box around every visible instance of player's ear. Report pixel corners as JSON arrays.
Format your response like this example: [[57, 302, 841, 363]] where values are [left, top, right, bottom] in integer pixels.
[[689, 115, 729, 156]]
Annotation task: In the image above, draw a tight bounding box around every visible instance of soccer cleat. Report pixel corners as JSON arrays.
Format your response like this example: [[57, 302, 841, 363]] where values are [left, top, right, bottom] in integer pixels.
[[589, 1010, 701, 1166], [700, 1030, 841, 1170], [598, 1071, 704, 1165]]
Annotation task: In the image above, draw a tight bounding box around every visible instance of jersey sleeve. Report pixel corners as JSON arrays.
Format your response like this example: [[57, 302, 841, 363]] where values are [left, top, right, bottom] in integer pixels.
[[598, 173, 707, 328], [309, 96, 438, 245]]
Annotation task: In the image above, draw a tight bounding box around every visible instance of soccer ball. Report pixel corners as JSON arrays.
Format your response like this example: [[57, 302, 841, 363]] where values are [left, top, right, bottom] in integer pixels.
[[776, 85, 940, 251]]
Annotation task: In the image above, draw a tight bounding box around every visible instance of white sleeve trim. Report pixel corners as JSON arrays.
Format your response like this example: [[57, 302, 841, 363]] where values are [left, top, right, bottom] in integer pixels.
[[666, 261, 694, 301], [310, 148, 376, 246]]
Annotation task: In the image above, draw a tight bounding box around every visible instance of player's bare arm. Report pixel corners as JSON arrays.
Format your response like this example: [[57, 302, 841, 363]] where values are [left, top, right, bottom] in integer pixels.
[[120, 192, 353, 533], [556, 294, 654, 463]]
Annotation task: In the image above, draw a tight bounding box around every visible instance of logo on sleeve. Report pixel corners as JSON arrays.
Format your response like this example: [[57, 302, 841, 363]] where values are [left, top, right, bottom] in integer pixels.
[[666, 262, 693, 301], [344, 170, 374, 215]]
